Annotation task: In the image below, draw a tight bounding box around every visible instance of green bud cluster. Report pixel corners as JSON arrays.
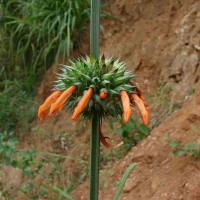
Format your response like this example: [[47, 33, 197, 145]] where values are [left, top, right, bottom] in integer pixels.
[[54, 56, 135, 118]]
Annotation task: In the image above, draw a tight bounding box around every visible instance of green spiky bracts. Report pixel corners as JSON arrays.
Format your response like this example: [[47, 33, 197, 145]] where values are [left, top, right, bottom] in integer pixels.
[[54, 56, 135, 119]]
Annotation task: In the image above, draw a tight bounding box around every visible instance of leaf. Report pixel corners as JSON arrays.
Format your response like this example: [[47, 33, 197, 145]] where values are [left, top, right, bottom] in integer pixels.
[[136, 124, 149, 135], [113, 163, 137, 200], [173, 150, 185, 156], [52, 186, 74, 200], [169, 140, 180, 149], [90, 55, 95, 65]]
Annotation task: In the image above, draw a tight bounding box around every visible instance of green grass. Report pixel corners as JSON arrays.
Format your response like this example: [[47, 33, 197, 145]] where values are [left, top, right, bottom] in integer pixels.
[[0, 0, 90, 132], [2, 0, 90, 70]]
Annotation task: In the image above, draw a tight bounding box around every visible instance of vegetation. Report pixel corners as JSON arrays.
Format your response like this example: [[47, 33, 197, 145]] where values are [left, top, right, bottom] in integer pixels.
[[0, 131, 86, 199], [110, 116, 150, 148], [170, 140, 200, 159], [0, 0, 90, 132], [113, 163, 137, 200], [148, 84, 182, 129]]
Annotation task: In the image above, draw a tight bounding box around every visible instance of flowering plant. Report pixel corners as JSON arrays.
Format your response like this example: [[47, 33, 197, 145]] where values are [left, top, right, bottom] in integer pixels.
[[38, 56, 149, 148]]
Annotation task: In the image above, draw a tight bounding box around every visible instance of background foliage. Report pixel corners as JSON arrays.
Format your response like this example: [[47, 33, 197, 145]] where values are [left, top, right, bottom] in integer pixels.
[[0, 0, 90, 132]]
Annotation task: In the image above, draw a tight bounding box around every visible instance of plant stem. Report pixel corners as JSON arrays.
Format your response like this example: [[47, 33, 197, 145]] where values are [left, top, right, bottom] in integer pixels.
[[90, 0, 100, 59], [90, 0, 100, 199], [90, 113, 100, 200]]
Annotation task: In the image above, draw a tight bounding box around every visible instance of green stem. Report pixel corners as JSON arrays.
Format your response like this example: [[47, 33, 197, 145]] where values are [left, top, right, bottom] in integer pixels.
[[90, 0, 100, 199], [89, 0, 100, 200], [90, 113, 100, 200], [90, 0, 100, 59]]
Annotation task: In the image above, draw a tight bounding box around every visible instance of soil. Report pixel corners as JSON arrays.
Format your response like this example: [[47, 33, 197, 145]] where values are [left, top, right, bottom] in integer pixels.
[[2, 0, 200, 199]]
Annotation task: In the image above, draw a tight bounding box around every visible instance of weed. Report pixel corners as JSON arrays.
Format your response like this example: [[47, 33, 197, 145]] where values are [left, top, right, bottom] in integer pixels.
[[113, 163, 137, 200], [169, 140, 200, 159], [110, 116, 150, 148]]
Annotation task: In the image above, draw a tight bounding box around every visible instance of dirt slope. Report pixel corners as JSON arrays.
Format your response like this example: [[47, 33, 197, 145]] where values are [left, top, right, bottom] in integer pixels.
[[71, 0, 200, 199], [101, 0, 200, 97], [72, 93, 200, 200]]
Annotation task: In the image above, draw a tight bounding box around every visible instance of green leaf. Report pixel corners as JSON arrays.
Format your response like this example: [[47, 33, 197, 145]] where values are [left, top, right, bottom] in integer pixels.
[[136, 124, 149, 135], [113, 163, 137, 200], [169, 140, 180, 149], [52, 186, 74, 200], [90, 55, 96, 65], [174, 150, 185, 156]]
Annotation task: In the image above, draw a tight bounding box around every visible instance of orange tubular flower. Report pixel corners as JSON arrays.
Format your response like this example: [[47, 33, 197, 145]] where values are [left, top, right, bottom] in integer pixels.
[[59, 104, 65, 111], [140, 94, 149, 111], [38, 91, 63, 121], [99, 91, 107, 99], [71, 87, 94, 120], [120, 90, 132, 124], [131, 93, 149, 125], [49, 85, 77, 117], [100, 129, 112, 148], [100, 129, 123, 149]]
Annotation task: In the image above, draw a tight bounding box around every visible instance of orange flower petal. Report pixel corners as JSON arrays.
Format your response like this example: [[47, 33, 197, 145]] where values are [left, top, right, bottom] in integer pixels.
[[131, 94, 149, 125], [49, 85, 77, 117], [59, 104, 65, 111], [120, 90, 132, 123], [38, 91, 63, 121], [140, 95, 150, 111], [100, 129, 123, 149], [71, 87, 93, 120]]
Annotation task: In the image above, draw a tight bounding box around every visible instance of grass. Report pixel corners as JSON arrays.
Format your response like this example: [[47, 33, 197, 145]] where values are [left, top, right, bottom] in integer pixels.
[[0, 0, 90, 133], [2, 0, 90, 69], [147, 84, 183, 129]]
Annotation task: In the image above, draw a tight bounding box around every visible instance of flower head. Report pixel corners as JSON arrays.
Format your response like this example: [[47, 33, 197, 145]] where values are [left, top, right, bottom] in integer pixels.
[[38, 56, 149, 148]]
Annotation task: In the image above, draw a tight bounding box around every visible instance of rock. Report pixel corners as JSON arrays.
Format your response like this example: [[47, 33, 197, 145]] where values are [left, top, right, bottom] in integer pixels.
[[123, 177, 139, 193]]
